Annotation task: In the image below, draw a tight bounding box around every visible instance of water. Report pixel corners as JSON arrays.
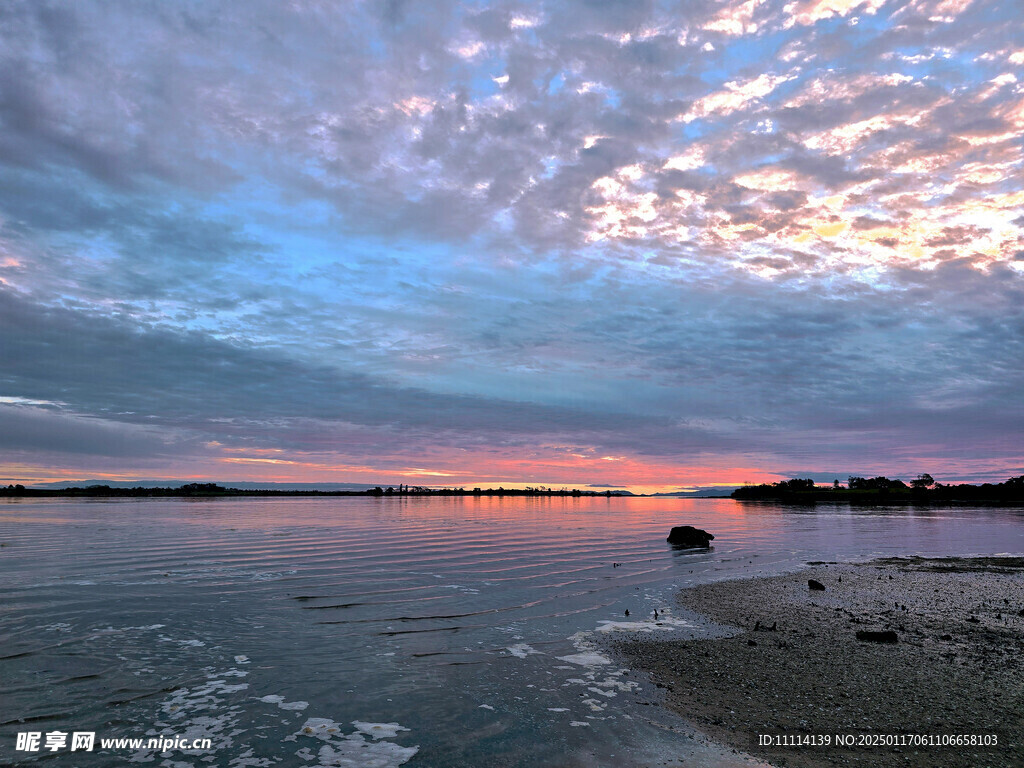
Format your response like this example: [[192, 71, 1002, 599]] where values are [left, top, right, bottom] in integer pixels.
[[1, 496, 1022, 767]]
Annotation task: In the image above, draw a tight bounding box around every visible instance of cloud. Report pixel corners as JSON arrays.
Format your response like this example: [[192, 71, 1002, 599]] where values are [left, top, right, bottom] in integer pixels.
[[684, 73, 795, 122], [785, 0, 889, 28], [0, 0, 1022, 485], [0, 287, 736, 458], [3, 0, 1018, 281], [0, 403, 174, 458]]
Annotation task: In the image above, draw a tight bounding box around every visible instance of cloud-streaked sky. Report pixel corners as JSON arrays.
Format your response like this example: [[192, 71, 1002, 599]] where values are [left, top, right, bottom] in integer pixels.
[[1, 0, 1022, 491]]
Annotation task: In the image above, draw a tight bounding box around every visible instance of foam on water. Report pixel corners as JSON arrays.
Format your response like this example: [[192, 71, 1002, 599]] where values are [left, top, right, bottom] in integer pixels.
[[595, 615, 694, 633], [228, 748, 275, 767], [556, 651, 612, 666], [291, 718, 418, 767], [129, 670, 251, 763], [352, 721, 411, 740], [547, 627, 642, 720], [122, 654, 417, 767], [259, 694, 309, 711], [556, 631, 613, 667], [506, 642, 541, 658], [160, 636, 206, 647]]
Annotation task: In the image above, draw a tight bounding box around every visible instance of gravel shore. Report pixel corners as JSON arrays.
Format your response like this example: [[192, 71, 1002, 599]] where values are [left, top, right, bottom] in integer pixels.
[[614, 557, 1024, 768]]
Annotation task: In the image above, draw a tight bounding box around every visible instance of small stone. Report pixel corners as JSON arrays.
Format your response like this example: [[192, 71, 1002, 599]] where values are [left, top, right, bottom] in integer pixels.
[[856, 630, 898, 643]]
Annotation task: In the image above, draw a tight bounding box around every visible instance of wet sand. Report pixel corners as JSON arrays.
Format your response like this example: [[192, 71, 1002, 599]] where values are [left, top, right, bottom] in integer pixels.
[[614, 557, 1024, 768]]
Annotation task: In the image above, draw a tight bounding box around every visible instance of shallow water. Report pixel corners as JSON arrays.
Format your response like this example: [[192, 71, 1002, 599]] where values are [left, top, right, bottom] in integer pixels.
[[1, 496, 1022, 767]]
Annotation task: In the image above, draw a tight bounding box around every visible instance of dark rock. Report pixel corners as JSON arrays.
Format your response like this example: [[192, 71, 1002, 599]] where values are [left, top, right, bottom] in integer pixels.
[[666, 526, 715, 548], [940, 634, 953, 641], [747, 639, 757, 646], [808, 579, 826, 591], [856, 630, 899, 643], [966, 616, 980, 623]]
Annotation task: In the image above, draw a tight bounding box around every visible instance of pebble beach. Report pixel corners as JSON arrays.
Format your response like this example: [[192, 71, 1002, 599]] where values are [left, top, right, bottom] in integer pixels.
[[615, 557, 1024, 768]]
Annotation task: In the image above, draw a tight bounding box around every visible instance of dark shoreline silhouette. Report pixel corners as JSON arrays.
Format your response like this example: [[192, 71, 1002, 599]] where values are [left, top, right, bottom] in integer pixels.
[[4, 476, 1024, 503], [0, 482, 631, 499], [732, 475, 1024, 504]]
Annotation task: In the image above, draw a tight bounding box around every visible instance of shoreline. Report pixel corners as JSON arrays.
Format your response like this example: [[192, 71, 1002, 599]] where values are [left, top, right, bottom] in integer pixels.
[[613, 556, 1024, 768]]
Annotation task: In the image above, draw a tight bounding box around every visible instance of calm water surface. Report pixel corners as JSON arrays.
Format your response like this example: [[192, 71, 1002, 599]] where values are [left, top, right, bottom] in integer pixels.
[[2, 496, 1023, 767]]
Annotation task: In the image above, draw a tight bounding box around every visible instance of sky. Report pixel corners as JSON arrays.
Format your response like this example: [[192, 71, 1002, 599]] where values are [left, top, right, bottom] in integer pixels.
[[0, 0, 1022, 493]]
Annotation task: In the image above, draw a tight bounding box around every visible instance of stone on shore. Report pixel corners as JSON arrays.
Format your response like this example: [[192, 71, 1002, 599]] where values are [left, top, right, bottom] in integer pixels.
[[808, 578, 826, 591], [666, 526, 714, 548], [855, 629, 899, 643]]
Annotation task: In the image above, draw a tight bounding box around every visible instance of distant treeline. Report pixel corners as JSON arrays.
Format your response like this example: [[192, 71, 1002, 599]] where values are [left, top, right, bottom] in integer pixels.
[[732, 475, 1024, 503], [0, 482, 630, 498]]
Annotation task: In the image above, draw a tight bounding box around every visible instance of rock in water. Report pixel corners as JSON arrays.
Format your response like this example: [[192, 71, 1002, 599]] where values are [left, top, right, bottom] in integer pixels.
[[808, 579, 826, 591], [666, 526, 715, 548], [855, 630, 898, 643]]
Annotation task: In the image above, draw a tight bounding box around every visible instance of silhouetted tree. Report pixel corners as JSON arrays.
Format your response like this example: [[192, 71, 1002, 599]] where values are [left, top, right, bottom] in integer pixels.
[[910, 473, 934, 489], [849, 476, 905, 491], [776, 478, 815, 492]]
